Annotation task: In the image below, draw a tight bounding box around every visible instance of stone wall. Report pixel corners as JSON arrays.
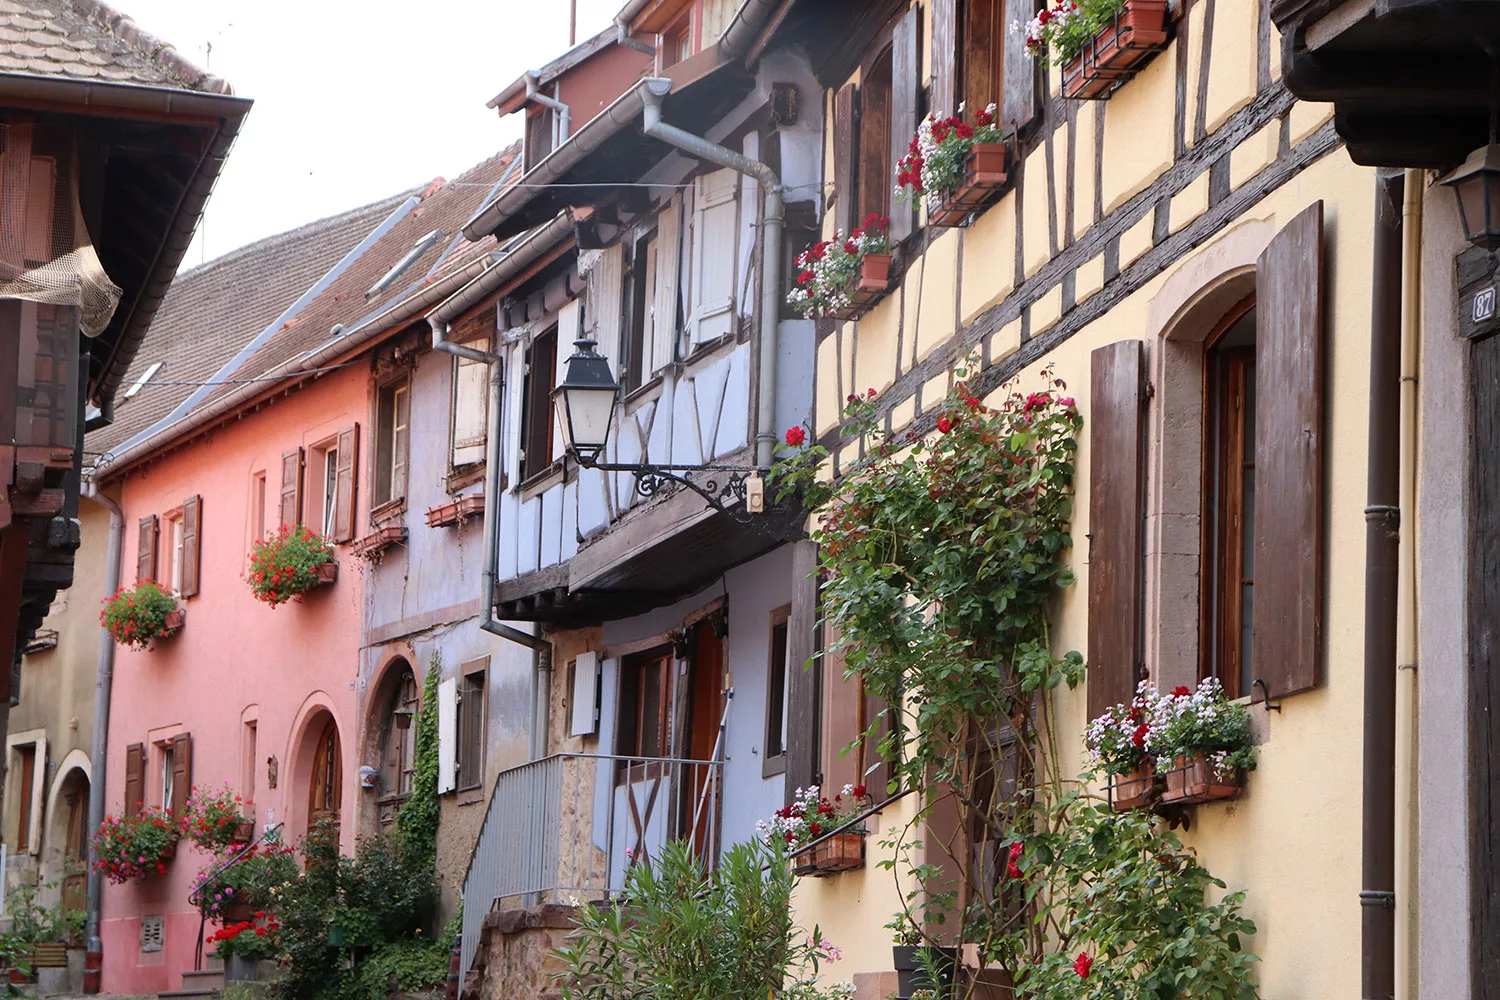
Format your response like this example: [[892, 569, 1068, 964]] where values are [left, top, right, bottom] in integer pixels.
[[465, 904, 576, 1000]]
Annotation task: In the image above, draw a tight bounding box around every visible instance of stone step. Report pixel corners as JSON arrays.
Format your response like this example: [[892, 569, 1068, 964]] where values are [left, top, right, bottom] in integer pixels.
[[182, 969, 226, 989], [158, 989, 219, 999]]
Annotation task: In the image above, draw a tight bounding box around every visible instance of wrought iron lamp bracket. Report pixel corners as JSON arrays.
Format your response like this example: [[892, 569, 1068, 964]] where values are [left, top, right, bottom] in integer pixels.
[[586, 461, 769, 526]]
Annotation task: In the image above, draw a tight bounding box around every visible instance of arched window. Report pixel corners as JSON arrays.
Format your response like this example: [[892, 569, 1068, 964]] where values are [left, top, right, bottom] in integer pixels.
[[377, 664, 418, 829]]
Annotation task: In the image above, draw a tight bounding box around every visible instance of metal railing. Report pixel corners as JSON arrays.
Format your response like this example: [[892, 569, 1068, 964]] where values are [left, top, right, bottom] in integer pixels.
[[459, 753, 723, 977]]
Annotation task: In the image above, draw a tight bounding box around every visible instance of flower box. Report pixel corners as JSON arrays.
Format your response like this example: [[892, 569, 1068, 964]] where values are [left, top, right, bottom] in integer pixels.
[[927, 143, 1011, 228], [1061, 0, 1171, 100], [230, 820, 254, 843], [163, 608, 186, 633], [1109, 761, 1156, 811], [353, 525, 407, 562], [426, 494, 485, 528], [829, 254, 893, 321], [314, 562, 338, 587], [792, 831, 865, 876], [1160, 754, 1244, 805]]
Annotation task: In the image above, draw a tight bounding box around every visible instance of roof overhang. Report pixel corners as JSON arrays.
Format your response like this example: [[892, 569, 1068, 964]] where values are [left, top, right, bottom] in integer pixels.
[[488, 25, 621, 115], [0, 72, 253, 411], [1273, 0, 1500, 167]]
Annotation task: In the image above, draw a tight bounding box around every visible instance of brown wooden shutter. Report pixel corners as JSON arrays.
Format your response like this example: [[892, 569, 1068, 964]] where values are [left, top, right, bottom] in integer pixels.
[[1003, 0, 1042, 134], [1252, 202, 1324, 700], [124, 743, 145, 817], [180, 495, 201, 598], [817, 619, 861, 803], [1086, 340, 1146, 718], [890, 7, 922, 244], [136, 515, 158, 584], [832, 82, 859, 236], [785, 541, 820, 794], [279, 447, 303, 529], [170, 733, 192, 819], [333, 424, 358, 543], [931, 0, 958, 118], [964, 0, 1000, 115]]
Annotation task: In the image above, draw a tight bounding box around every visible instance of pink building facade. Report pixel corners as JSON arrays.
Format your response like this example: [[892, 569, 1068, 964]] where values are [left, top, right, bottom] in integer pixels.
[[97, 364, 368, 995]]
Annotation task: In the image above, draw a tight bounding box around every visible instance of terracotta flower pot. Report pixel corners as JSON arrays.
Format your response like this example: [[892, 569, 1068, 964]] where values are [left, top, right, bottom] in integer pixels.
[[792, 830, 866, 876], [1160, 753, 1244, 804], [1062, 0, 1171, 100], [231, 820, 254, 843], [1109, 760, 1155, 811], [159, 838, 177, 860], [221, 899, 257, 923], [314, 561, 338, 586], [830, 254, 894, 321], [929, 143, 1011, 227], [162, 608, 186, 633]]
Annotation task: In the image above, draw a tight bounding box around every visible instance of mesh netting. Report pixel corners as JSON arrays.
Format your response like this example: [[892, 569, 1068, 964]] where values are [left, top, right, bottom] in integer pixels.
[[0, 120, 122, 336]]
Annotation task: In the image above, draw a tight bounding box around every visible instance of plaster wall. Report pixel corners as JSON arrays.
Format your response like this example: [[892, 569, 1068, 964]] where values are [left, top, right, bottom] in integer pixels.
[[98, 365, 368, 995], [4, 497, 108, 910], [804, 3, 1378, 985]]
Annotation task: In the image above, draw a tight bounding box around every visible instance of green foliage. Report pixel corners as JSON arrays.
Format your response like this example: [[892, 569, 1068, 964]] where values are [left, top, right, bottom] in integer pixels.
[[342, 933, 452, 1000], [247, 525, 335, 607], [99, 580, 180, 649], [1020, 0, 1131, 66], [396, 659, 441, 868], [5, 879, 83, 944], [92, 805, 177, 883], [269, 822, 440, 1000], [193, 837, 299, 920], [554, 839, 843, 1000], [0, 931, 32, 997], [209, 914, 281, 962]]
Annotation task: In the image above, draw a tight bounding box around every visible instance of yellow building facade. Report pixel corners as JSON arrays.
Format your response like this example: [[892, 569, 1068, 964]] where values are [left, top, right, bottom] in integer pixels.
[[795, 3, 1385, 998]]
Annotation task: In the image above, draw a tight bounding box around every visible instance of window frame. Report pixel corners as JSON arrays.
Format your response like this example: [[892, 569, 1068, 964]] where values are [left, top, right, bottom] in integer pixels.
[[616, 646, 674, 761], [372, 375, 411, 512], [762, 606, 792, 778], [307, 437, 340, 539], [622, 226, 660, 393], [519, 325, 559, 485], [14, 743, 35, 853], [457, 663, 488, 792], [162, 507, 185, 595], [450, 352, 491, 484], [250, 470, 267, 547]]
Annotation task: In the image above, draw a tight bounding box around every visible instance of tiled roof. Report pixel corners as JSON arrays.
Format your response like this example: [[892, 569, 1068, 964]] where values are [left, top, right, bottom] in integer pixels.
[[87, 193, 414, 459], [0, 0, 230, 92], [189, 145, 522, 414]]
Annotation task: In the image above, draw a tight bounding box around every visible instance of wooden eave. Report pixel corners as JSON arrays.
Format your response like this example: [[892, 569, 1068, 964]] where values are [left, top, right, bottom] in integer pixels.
[[630, 0, 692, 35]]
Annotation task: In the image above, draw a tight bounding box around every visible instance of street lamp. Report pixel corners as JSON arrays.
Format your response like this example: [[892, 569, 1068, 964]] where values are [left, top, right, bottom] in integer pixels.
[[1443, 144, 1500, 251], [552, 338, 772, 523], [551, 337, 618, 466]]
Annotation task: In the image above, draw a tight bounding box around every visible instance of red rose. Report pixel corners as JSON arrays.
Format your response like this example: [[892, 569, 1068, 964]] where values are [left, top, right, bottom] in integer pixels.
[[1058, 396, 1076, 408], [937, 417, 953, 433], [1074, 953, 1093, 978], [1009, 841, 1023, 861], [851, 784, 867, 798], [785, 426, 806, 447], [1006, 863, 1023, 879], [867, 388, 877, 398]]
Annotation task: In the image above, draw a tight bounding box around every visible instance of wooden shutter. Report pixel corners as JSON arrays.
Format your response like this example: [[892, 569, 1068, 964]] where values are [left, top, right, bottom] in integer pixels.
[[1086, 340, 1146, 718], [832, 82, 859, 236], [593, 244, 625, 377], [453, 358, 489, 468], [1003, 0, 1041, 133], [931, 0, 959, 118], [279, 447, 303, 529], [180, 495, 201, 598], [817, 620, 862, 803], [136, 515, 158, 584], [437, 677, 457, 794], [1252, 202, 1324, 699], [785, 541, 820, 793], [964, 0, 1001, 116], [890, 7, 922, 244], [571, 651, 600, 737], [555, 301, 582, 462], [124, 743, 145, 816], [689, 170, 739, 345], [334, 425, 358, 542], [652, 203, 682, 373], [170, 733, 192, 819]]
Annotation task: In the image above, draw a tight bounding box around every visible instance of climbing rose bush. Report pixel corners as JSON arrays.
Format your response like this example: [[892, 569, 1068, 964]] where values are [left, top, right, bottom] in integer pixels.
[[99, 581, 180, 650], [246, 525, 335, 607], [93, 806, 176, 884], [785, 215, 890, 318]]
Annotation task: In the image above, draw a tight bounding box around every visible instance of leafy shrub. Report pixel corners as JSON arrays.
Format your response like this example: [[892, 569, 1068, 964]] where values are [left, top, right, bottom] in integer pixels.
[[5, 880, 83, 945], [193, 838, 298, 920], [99, 581, 179, 650], [247, 526, 335, 607]]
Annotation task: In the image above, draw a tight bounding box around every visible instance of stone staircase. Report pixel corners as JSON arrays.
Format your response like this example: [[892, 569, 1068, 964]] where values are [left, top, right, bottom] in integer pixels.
[[158, 958, 224, 999]]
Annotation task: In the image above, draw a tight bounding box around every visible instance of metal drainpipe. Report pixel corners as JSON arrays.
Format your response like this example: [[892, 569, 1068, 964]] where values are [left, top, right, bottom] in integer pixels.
[[431, 322, 545, 652], [639, 78, 784, 467], [525, 74, 571, 144], [82, 482, 123, 993], [1363, 168, 1404, 1000]]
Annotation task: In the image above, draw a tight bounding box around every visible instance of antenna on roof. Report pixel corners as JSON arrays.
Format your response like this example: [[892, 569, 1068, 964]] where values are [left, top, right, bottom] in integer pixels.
[[569, 0, 577, 46]]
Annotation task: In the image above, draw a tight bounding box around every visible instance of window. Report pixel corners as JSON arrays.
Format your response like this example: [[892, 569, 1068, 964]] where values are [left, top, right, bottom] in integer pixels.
[[308, 716, 342, 835], [662, 12, 691, 68], [451, 355, 490, 469], [519, 326, 557, 482], [687, 170, 739, 346], [617, 648, 672, 759], [14, 744, 35, 852], [374, 380, 410, 508], [1201, 302, 1257, 701], [251, 471, 267, 545], [457, 665, 486, 791], [763, 607, 791, 776], [858, 47, 894, 224], [622, 228, 659, 391], [161, 743, 175, 810], [163, 509, 184, 594], [378, 665, 418, 828], [242, 721, 258, 801], [307, 441, 339, 537]]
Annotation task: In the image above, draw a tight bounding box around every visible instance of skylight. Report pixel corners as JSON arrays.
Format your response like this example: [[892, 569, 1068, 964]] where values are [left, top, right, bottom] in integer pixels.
[[366, 229, 445, 299]]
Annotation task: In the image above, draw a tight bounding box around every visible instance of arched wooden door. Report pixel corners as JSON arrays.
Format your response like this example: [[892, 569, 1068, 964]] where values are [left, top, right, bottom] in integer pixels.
[[308, 717, 342, 836], [60, 772, 89, 918]]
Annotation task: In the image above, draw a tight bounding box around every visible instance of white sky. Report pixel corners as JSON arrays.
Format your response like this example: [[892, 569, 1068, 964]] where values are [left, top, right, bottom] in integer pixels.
[[121, 0, 625, 266]]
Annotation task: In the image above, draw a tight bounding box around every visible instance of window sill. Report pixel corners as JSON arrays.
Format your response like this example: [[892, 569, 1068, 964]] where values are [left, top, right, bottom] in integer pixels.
[[761, 754, 787, 779], [369, 498, 406, 528], [622, 375, 665, 410], [457, 786, 485, 807], [446, 464, 487, 494], [518, 461, 565, 501], [681, 331, 737, 368]]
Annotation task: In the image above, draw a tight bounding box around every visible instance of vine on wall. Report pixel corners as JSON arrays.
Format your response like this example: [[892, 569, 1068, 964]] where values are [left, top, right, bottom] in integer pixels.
[[396, 656, 441, 868], [778, 366, 1261, 1000]]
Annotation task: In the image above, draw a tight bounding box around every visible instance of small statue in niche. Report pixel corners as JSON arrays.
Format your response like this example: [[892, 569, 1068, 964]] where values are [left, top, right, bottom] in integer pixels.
[[266, 754, 278, 789]]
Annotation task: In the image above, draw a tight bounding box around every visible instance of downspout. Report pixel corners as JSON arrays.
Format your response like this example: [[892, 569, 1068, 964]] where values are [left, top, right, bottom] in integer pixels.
[[430, 323, 543, 651], [525, 74, 571, 145], [639, 78, 784, 467], [1363, 168, 1404, 1000], [82, 482, 123, 994], [1394, 168, 1423, 1000]]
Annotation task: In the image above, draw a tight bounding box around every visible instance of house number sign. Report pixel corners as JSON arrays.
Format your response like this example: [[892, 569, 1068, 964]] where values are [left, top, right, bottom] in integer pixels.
[[1458, 246, 1500, 342]]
